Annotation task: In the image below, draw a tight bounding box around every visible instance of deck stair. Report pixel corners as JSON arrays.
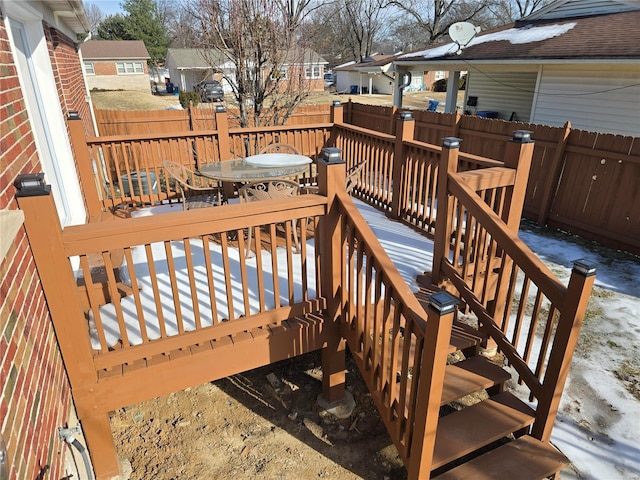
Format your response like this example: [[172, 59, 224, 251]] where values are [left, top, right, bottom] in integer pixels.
[[414, 286, 570, 479]]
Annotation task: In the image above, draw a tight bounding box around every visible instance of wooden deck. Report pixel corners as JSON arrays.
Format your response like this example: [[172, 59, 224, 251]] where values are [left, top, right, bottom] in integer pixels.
[[17, 119, 596, 479]]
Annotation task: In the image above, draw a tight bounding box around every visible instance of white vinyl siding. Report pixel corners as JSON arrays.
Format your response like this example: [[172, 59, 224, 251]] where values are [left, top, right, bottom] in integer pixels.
[[531, 65, 640, 137], [530, 0, 637, 20], [465, 69, 538, 121]]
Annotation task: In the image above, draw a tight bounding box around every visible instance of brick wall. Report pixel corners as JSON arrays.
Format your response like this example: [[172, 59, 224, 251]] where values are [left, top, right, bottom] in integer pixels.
[[1, 19, 76, 480]]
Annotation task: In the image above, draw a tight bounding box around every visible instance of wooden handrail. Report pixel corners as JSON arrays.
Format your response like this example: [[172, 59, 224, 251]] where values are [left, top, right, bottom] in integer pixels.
[[447, 172, 566, 306]]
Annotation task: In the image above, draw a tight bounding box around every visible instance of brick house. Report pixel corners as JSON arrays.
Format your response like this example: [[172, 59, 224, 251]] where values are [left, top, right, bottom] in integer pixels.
[[1, 1, 98, 478], [80, 39, 151, 92]]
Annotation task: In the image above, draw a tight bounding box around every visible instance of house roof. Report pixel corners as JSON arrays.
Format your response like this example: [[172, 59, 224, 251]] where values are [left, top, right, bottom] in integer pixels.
[[81, 40, 150, 60], [334, 55, 397, 71], [43, 0, 90, 34], [396, 9, 640, 66], [167, 48, 327, 69]]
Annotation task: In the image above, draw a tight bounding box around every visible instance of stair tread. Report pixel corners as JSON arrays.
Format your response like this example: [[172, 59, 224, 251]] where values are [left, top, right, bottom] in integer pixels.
[[441, 356, 511, 406], [448, 322, 483, 353], [433, 435, 569, 480], [433, 391, 536, 469]]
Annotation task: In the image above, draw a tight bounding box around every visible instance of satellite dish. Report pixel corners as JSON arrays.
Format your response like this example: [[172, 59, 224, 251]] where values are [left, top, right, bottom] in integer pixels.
[[449, 22, 481, 51]]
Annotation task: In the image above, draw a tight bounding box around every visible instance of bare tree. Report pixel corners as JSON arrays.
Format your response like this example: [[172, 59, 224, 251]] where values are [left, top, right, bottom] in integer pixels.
[[307, 0, 388, 63], [382, 0, 492, 46], [487, 0, 553, 23], [189, 0, 319, 128], [85, 2, 104, 37]]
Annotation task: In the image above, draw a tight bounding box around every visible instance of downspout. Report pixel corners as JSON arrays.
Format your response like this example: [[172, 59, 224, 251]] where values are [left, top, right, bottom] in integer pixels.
[[393, 70, 411, 108]]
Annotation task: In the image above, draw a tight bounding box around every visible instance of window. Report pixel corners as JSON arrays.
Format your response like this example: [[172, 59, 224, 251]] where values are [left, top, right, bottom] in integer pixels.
[[305, 65, 321, 79], [271, 67, 287, 80], [116, 61, 144, 74], [84, 62, 94, 75], [435, 71, 446, 81]]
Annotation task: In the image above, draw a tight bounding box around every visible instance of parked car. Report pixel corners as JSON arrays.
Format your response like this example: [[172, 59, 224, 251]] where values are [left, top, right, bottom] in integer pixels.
[[324, 72, 335, 89], [196, 80, 224, 102]]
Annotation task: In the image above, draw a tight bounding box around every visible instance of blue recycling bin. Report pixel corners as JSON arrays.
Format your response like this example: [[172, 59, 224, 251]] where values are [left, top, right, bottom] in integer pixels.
[[350, 85, 359, 94], [428, 99, 439, 111], [174, 86, 180, 96], [166, 82, 174, 94], [120, 172, 158, 196]]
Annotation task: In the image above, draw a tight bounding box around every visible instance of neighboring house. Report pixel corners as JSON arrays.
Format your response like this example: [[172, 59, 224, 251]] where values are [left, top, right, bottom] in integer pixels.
[[1, 1, 97, 479], [394, 0, 640, 137], [80, 39, 151, 92], [334, 55, 447, 96], [166, 47, 328, 95]]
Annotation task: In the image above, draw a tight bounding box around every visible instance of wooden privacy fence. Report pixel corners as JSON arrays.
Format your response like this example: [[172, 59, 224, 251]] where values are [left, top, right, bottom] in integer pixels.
[[345, 102, 640, 255], [95, 104, 332, 135]]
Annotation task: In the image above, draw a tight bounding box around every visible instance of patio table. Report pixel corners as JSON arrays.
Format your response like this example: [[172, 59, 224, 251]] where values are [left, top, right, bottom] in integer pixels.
[[198, 154, 312, 182]]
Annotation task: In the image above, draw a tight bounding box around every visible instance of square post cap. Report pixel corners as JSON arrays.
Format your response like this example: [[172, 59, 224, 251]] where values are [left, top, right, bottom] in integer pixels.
[[428, 291, 459, 315], [442, 137, 462, 149], [321, 147, 344, 164], [572, 259, 597, 277]]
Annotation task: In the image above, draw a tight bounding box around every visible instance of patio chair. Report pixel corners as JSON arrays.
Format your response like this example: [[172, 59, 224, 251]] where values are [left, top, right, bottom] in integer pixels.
[[238, 179, 300, 257], [258, 143, 301, 155], [303, 160, 367, 195], [163, 160, 225, 210]]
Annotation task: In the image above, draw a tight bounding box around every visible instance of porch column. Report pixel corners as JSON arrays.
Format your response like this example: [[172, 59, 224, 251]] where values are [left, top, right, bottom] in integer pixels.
[[444, 71, 460, 113], [317, 148, 348, 405], [389, 112, 415, 220]]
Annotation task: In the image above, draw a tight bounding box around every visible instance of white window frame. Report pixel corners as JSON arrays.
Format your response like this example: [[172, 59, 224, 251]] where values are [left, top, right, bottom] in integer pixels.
[[305, 65, 321, 79], [271, 67, 288, 80], [4, 2, 86, 227], [116, 61, 144, 74], [84, 61, 95, 75]]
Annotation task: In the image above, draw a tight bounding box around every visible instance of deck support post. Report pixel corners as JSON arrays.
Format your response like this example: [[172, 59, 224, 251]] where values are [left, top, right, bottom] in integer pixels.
[[408, 292, 456, 479], [389, 112, 415, 220], [431, 137, 460, 288], [15, 183, 121, 479], [532, 260, 596, 442], [485, 131, 536, 349], [67, 112, 103, 220], [317, 148, 348, 404]]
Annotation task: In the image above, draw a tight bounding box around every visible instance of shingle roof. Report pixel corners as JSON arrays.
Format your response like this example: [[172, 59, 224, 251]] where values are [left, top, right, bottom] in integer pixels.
[[398, 10, 640, 64], [80, 40, 150, 60]]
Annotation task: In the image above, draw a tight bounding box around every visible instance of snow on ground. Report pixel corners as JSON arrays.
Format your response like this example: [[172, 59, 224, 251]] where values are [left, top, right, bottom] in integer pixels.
[[121, 200, 639, 479]]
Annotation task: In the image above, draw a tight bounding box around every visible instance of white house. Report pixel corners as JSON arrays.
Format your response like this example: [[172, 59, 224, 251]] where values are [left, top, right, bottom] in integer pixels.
[[166, 48, 328, 95], [394, 0, 640, 137]]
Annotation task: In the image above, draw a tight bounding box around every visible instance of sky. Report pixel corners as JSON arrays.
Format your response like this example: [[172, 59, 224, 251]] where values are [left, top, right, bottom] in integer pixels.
[[89, 198, 640, 479], [85, 0, 123, 16]]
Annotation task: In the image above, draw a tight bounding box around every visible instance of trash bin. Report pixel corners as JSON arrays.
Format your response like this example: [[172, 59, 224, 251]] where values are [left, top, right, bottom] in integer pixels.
[[120, 172, 158, 196], [477, 111, 499, 119], [428, 99, 439, 112], [166, 82, 174, 94], [350, 85, 359, 94], [174, 86, 180, 96]]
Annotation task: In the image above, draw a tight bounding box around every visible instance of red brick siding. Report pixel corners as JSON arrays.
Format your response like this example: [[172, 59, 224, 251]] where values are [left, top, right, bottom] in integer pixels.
[[1, 19, 74, 480]]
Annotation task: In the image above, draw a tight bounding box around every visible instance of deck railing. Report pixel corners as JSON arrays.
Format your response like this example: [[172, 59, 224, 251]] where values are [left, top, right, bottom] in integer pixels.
[[431, 137, 596, 443], [36, 112, 596, 479], [70, 111, 332, 215], [334, 190, 456, 478]]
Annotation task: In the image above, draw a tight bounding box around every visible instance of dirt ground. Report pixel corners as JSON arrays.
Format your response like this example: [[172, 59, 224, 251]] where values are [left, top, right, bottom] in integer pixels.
[[110, 350, 408, 480]]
